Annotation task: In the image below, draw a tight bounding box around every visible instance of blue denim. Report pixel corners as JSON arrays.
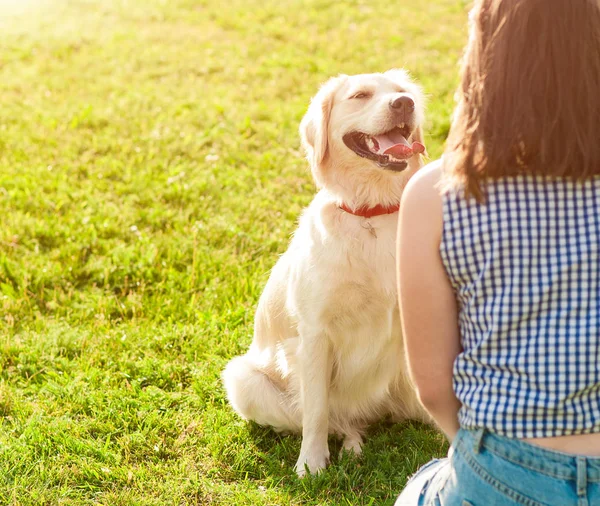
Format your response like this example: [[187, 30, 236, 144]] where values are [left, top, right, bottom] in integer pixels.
[[395, 429, 600, 506]]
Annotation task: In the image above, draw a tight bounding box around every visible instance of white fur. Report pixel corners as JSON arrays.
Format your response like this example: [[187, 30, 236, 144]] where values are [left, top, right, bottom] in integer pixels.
[[223, 70, 429, 477]]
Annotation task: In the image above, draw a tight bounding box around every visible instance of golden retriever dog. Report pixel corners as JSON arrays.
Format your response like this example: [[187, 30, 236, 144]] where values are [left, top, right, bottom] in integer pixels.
[[223, 70, 429, 476]]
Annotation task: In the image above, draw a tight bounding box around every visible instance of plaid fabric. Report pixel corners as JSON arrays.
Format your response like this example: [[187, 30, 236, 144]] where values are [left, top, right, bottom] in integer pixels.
[[440, 175, 600, 438]]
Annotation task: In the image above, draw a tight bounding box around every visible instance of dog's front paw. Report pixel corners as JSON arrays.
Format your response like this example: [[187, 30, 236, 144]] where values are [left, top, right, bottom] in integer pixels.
[[294, 449, 330, 477]]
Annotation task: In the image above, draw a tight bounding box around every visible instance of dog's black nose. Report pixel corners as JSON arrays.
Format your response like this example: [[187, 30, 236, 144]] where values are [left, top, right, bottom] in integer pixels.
[[390, 95, 415, 111]]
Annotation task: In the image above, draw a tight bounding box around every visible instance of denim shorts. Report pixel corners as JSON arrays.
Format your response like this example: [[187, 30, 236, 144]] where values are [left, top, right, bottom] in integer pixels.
[[395, 428, 600, 506]]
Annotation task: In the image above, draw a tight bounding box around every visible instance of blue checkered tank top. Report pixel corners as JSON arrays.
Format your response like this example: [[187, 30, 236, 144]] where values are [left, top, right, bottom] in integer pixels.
[[440, 175, 600, 438]]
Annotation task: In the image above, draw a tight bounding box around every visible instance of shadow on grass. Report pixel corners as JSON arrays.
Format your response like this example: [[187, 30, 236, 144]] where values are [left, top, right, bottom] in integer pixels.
[[245, 418, 448, 506]]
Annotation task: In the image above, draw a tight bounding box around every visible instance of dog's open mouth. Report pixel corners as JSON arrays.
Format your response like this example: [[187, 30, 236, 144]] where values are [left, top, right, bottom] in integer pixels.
[[342, 125, 425, 172]]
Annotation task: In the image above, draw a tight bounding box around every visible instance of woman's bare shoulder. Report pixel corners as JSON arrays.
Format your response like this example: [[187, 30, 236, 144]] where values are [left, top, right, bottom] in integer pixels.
[[402, 158, 444, 215], [407, 157, 443, 189]]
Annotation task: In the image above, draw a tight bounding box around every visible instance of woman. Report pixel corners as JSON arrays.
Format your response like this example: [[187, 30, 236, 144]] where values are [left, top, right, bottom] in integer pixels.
[[396, 0, 600, 504]]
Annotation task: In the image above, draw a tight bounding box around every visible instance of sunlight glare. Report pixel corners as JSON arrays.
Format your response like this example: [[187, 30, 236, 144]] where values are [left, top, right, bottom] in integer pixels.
[[0, 0, 44, 16]]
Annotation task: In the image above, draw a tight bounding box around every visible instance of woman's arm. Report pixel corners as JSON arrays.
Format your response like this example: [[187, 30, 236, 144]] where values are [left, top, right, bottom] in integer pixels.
[[397, 161, 462, 441]]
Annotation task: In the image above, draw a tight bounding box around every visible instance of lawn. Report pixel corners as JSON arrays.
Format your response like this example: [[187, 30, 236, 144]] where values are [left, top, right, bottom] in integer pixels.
[[0, 0, 468, 504]]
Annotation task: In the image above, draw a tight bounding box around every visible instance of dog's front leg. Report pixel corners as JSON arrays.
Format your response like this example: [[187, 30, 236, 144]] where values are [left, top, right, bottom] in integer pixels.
[[294, 329, 332, 477]]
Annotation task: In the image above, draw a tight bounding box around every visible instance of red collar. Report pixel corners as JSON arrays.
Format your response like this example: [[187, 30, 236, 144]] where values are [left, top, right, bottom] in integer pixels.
[[339, 202, 400, 218]]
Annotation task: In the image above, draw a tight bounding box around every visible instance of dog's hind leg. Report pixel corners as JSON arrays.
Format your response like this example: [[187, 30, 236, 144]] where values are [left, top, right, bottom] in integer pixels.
[[341, 427, 364, 456], [222, 355, 300, 433]]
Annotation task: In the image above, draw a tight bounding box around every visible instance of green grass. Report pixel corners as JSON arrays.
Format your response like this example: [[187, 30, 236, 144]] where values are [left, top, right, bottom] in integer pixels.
[[0, 0, 468, 503]]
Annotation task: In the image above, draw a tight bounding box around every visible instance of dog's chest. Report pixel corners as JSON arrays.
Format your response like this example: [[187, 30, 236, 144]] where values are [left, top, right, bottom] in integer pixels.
[[336, 212, 399, 298], [310, 211, 399, 333], [290, 199, 401, 325]]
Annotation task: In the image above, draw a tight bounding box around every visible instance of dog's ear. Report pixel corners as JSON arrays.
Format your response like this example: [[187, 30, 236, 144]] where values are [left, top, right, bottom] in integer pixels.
[[300, 75, 348, 175]]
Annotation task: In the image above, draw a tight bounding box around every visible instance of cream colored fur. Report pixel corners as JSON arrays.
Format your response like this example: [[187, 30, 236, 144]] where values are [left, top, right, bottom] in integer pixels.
[[223, 70, 429, 476]]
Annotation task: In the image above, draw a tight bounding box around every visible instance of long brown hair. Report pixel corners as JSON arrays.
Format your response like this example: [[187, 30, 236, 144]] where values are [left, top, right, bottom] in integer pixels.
[[444, 0, 600, 201]]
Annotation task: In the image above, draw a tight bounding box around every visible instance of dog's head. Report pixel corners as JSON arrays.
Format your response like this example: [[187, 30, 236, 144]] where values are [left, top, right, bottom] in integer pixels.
[[300, 70, 426, 207]]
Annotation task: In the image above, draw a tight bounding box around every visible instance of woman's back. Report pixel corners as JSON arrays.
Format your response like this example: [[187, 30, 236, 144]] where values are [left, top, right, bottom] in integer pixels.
[[441, 175, 600, 441]]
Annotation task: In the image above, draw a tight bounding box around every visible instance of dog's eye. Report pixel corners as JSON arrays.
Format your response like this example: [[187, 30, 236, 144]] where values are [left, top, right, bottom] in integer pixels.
[[350, 92, 371, 100]]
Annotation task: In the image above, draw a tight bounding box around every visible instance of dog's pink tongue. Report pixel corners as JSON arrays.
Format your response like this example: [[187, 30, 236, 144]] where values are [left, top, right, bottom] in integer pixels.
[[373, 130, 425, 159], [411, 142, 426, 155]]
